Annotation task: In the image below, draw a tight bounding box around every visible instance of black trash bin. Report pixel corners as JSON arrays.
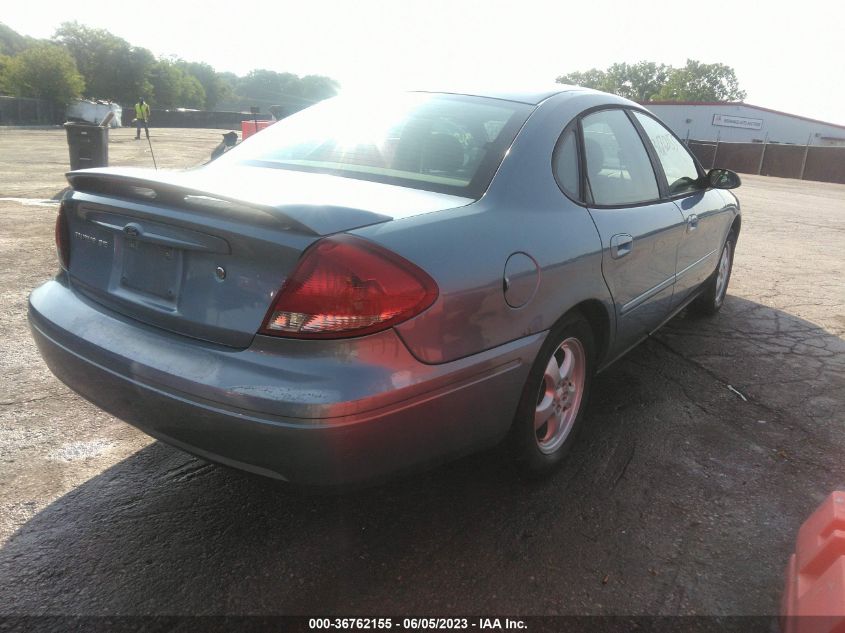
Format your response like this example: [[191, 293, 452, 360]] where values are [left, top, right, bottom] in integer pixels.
[[64, 122, 109, 170]]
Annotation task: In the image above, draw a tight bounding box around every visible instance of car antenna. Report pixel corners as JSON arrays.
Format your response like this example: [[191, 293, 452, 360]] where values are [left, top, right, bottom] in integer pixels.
[[144, 121, 157, 169]]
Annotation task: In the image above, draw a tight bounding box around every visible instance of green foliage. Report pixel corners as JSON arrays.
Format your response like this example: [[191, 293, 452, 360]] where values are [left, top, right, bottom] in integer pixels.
[[1, 22, 340, 113], [557, 59, 745, 102], [4, 43, 84, 104], [235, 69, 301, 109], [0, 54, 10, 93], [297, 74, 340, 102], [654, 60, 746, 101], [557, 68, 610, 91], [175, 61, 231, 109], [221, 69, 339, 114], [54, 21, 154, 103], [0, 22, 36, 55], [607, 62, 672, 102], [216, 72, 239, 107], [148, 59, 206, 109]]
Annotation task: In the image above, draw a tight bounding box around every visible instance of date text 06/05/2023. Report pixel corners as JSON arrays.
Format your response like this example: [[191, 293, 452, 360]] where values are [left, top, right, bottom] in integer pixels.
[[308, 618, 528, 630]]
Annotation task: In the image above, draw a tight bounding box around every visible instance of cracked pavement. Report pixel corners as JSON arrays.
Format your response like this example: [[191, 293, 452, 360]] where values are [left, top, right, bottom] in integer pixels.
[[0, 129, 843, 620]]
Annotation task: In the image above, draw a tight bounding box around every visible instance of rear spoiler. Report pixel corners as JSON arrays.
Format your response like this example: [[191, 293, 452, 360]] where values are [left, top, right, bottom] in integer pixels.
[[66, 169, 320, 236]]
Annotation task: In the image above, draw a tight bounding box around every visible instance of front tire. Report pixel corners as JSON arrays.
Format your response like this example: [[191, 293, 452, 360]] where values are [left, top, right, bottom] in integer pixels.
[[690, 232, 736, 316], [510, 312, 595, 476]]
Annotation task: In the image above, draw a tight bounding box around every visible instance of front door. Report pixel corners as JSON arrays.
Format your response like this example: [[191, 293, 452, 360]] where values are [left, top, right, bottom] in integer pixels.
[[630, 111, 733, 308]]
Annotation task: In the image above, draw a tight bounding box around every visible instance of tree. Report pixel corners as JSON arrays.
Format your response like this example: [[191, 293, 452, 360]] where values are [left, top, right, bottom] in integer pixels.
[[4, 43, 84, 104], [0, 54, 10, 94], [605, 62, 672, 102], [558, 62, 671, 101], [215, 72, 239, 108], [228, 69, 299, 112], [557, 59, 745, 102], [0, 22, 35, 55], [176, 60, 231, 109], [1, 21, 341, 114], [556, 67, 609, 91], [222, 69, 339, 114], [238, 69, 299, 103], [54, 21, 153, 103], [654, 59, 746, 101], [296, 74, 340, 103], [148, 59, 206, 108]]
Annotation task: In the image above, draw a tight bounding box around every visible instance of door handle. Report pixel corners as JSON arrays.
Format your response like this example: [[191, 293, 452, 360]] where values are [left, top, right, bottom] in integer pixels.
[[687, 214, 699, 231], [610, 233, 633, 259]]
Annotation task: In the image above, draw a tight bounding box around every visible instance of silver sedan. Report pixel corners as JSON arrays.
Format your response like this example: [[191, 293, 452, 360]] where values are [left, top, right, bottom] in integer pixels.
[[29, 87, 741, 486]]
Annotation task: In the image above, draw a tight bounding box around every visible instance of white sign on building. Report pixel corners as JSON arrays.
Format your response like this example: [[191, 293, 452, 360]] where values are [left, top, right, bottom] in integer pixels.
[[712, 113, 763, 130]]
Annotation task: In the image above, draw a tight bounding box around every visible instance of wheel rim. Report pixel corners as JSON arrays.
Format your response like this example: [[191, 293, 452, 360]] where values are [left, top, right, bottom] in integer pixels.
[[715, 241, 732, 305], [534, 337, 586, 454]]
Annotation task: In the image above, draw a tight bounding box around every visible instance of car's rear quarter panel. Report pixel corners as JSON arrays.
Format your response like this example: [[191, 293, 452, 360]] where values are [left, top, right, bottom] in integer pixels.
[[357, 92, 621, 366]]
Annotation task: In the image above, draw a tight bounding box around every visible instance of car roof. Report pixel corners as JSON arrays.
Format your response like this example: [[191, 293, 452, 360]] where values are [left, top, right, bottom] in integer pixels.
[[412, 84, 588, 105]]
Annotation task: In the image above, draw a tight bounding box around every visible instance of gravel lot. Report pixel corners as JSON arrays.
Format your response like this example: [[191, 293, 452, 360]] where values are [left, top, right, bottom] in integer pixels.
[[0, 127, 843, 621]]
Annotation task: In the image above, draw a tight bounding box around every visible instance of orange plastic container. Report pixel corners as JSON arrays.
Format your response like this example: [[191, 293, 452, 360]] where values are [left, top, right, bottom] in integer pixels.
[[241, 119, 274, 140], [782, 491, 845, 633]]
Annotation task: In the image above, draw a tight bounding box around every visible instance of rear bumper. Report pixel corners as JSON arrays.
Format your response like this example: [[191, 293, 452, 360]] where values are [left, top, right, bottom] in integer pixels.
[[29, 278, 543, 486]]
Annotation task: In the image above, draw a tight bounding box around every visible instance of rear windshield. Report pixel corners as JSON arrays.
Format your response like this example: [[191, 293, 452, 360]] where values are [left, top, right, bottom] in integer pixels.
[[213, 93, 534, 198]]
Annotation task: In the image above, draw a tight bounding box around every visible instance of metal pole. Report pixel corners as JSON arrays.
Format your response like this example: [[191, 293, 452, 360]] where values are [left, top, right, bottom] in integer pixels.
[[144, 123, 157, 169], [711, 131, 720, 169], [757, 132, 768, 175], [799, 134, 812, 180]]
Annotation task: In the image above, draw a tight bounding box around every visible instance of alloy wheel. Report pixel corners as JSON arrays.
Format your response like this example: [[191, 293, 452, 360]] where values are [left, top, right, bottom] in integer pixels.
[[534, 337, 586, 454]]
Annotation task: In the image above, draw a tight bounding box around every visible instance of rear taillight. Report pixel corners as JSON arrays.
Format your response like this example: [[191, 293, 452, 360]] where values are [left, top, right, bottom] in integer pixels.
[[260, 235, 438, 339], [55, 201, 70, 270]]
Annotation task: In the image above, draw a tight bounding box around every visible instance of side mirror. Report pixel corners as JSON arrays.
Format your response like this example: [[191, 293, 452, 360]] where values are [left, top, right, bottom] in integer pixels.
[[707, 168, 741, 189]]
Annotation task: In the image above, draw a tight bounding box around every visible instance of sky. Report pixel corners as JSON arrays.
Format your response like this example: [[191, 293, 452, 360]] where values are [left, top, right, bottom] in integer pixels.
[[4, 0, 845, 125]]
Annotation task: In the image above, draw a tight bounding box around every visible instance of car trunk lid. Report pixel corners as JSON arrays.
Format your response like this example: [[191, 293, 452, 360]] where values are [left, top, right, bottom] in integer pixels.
[[64, 166, 472, 348]]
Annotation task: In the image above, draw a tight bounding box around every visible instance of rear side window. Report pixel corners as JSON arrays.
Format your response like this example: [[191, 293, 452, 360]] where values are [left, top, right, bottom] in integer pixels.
[[633, 111, 701, 196], [581, 109, 659, 206], [553, 127, 580, 199]]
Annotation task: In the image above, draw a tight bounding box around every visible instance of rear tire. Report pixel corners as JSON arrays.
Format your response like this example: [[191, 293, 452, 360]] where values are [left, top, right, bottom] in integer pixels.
[[510, 312, 595, 476], [690, 232, 736, 316]]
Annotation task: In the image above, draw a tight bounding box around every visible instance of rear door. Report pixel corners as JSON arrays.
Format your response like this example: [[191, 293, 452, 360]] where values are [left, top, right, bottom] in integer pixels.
[[579, 108, 686, 358], [631, 111, 733, 308]]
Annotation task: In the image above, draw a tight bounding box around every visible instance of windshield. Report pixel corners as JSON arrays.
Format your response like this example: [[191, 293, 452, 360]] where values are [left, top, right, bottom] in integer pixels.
[[212, 93, 534, 198]]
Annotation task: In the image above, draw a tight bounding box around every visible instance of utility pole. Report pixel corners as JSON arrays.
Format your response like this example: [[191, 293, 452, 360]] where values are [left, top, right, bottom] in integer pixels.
[[799, 134, 812, 180], [757, 132, 769, 176], [711, 130, 721, 169]]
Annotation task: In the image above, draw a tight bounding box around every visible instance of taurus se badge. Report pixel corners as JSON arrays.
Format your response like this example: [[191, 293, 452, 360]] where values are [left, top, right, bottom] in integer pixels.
[[74, 231, 110, 249]]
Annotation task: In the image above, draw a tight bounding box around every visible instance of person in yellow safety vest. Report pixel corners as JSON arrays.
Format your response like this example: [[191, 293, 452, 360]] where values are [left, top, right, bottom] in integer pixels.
[[134, 98, 151, 140]]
